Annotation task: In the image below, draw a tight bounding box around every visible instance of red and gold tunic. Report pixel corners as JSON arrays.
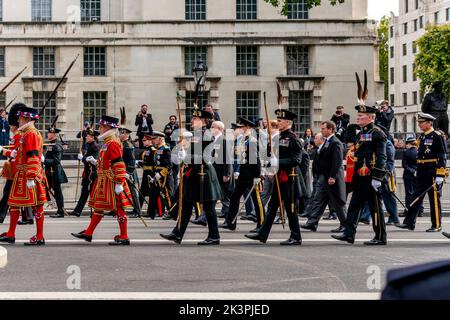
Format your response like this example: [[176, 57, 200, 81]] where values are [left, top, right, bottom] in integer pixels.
[[88, 134, 133, 211], [8, 124, 47, 207], [1, 133, 22, 180]]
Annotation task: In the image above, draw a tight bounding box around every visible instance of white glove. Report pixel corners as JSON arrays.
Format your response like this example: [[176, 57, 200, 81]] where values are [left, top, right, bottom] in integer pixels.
[[155, 173, 162, 181], [41, 155, 45, 163], [135, 160, 141, 167], [178, 149, 187, 161], [436, 177, 444, 186], [10, 150, 17, 159], [253, 178, 261, 185], [270, 157, 278, 168], [0, 146, 2, 154], [86, 156, 97, 166], [234, 172, 240, 180], [26, 180, 35, 189], [371, 179, 382, 191], [77, 153, 83, 161], [125, 173, 131, 180], [115, 184, 124, 195]]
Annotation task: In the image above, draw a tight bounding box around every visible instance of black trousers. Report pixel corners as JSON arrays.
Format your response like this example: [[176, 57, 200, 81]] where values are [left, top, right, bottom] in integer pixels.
[[344, 176, 386, 242], [74, 175, 96, 214], [171, 200, 219, 240], [225, 180, 264, 228], [403, 165, 442, 229], [258, 189, 301, 241], [47, 177, 65, 214]]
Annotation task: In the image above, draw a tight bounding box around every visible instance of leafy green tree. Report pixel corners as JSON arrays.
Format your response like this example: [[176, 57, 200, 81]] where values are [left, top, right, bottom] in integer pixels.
[[377, 16, 389, 100], [415, 24, 450, 96], [264, 0, 345, 15]]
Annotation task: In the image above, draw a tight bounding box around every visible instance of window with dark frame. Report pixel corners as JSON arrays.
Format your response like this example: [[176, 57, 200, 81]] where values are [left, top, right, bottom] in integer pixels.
[[81, 0, 101, 22], [236, 91, 260, 123], [390, 67, 394, 85], [236, 46, 258, 76], [0, 47, 4, 77], [403, 43, 407, 56], [286, 46, 309, 76], [403, 93, 408, 106], [390, 46, 394, 59], [419, 16, 424, 28], [236, 0, 257, 20], [412, 63, 417, 81], [413, 91, 418, 105], [403, 22, 408, 34], [185, 0, 206, 20], [83, 92, 107, 128], [390, 94, 395, 106], [289, 91, 311, 134], [33, 91, 56, 132], [84, 47, 106, 76], [403, 65, 407, 83], [184, 46, 207, 76], [287, 0, 309, 20], [0, 93, 5, 109], [0, 0, 3, 22], [33, 47, 55, 76], [31, 0, 52, 22], [405, 0, 409, 13]]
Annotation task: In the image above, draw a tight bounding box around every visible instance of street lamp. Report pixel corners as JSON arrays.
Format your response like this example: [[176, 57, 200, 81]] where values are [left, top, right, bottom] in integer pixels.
[[192, 55, 208, 98]]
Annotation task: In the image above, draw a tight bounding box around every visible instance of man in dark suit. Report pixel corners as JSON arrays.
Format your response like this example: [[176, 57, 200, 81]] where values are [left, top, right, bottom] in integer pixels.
[[330, 106, 350, 142], [301, 121, 346, 232], [135, 104, 154, 149]]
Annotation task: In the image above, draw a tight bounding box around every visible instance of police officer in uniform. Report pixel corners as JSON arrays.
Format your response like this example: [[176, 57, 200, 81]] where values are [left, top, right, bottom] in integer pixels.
[[332, 104, 388, 245], [160, 109, 223, 245], [397, 112, 447, 232], [220, 118, 264, 232], [245, 109, 303, 245], [71, 128, 99, 217], [45, 122, 68, 218]]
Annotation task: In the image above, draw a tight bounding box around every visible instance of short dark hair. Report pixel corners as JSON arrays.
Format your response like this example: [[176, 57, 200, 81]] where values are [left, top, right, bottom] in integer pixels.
[[321, 121, 336, 133], [170, 115, 177, 120], [336, 106, 344, 110]]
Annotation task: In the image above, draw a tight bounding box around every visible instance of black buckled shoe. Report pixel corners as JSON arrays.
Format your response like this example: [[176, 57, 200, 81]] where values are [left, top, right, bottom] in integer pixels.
[[69, 211, 82, 217], [24, 236, 45, 246], [159, 233, 182, 244], [219, 222, 236, 231], [426, 227, 442, 232], [190, 219, 207, 226], [244, 233, 267, 243], [330, 226, 346, 233], [442, 232, 450, 239], [0, 232, 15, 244], [71, 230, 92, 243], [331, 234, 355, 244], [364, 239, 387, 246], [109, 235, 130, 246], [280, 238, 302, 246], [18, 219, 34, 225], [395, 223, 415, 231], [300, 223, 317, 232], [197, 238, 220, 245]]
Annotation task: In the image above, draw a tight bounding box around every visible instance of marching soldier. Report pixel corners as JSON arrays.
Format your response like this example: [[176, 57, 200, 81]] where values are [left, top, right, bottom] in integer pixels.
[[0, 104, 47, 246], [397, 112, 447, 232], [45, 118, 69, 218], [220, 118, 264, 232], [71, 115, 134, 245], [160, 109, 223, 245], [137, 133, 157, 218], [332, 72, 387, 245], [70, 128, 100, 217], [245, 109, 303, 245]]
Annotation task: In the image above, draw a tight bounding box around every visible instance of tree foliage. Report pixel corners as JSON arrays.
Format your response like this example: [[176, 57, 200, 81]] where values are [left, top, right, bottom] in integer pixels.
[[415, 24, 450, 97], [377, 16, 390, 100], [264, 0, 345, 15]]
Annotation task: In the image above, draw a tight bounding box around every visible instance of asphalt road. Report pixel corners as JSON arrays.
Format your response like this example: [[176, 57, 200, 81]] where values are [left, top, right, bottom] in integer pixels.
[[0, 215, 450, 299]]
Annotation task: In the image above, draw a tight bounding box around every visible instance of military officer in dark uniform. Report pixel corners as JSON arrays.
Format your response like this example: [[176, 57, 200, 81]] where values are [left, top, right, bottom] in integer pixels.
[[45, 124, 68, 218], [71, 128, 99, 217], [245, 109, 303, 246], [401, 135, 423, 217], [137, 133, 157, 218], [160, 109, 223, 245], [332, 105, 387, 245], [220, 118, 264, 232], [397, 112, 447, 232]]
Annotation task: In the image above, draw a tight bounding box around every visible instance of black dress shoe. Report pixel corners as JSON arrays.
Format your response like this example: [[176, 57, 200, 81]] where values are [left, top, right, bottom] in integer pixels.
[[280, 238, 302, 246], [0, 232, 15, 244], [323, 214, 337, 220], [300, 223, 317, 232], [364, 239, 387, 246], [330, 226, 345, 233], [190, 219, 207, 226], [395, 223, 415, 231], [197, 238, 220, 245], [18, 220, 34, 225], [71, 230, 92, 242], [331, 234, 355, 244], [69, 211, 81, 217], [159, 233, 182, 244], [244, 233, 267, 243], [24, 236, 45, 246], [218, 222, 236, 231], [50, 213, 64, 218], [359, 219, 370, 225], [426, 227, 442, 232], [442, 232, 450, 239], [108, 237, 130, 246], [249, 227, 260, 233]]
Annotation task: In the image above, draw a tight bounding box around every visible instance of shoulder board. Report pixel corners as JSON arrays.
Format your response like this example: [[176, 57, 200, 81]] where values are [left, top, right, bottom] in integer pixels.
[[435, 130, 443, 136]]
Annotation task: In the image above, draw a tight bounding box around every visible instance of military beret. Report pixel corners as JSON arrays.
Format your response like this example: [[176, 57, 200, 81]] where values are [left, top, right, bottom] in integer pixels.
[[275, 109, 297, 120]]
